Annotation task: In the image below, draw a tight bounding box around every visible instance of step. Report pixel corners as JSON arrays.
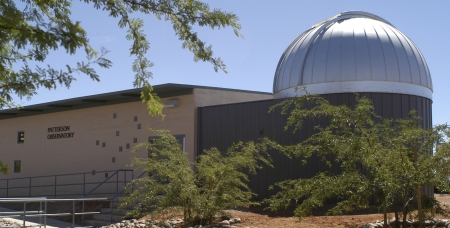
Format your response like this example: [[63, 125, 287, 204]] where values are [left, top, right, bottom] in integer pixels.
[[84, 219, 112, 227], [92, 213, 124, 223]]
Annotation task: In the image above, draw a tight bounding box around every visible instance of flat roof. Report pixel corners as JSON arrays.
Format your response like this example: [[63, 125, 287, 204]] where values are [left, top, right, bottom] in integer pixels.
[[0, 83, 271, 120]]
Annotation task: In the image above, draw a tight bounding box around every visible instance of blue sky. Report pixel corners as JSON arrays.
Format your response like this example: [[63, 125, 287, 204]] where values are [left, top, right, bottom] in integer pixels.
[[15, 0, 450, 125]]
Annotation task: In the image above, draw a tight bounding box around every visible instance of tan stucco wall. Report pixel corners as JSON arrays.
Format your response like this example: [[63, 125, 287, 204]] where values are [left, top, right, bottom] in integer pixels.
[[0, 94, 195, 179], [0, 87, 272, 196], [194, 89, 273, 107]]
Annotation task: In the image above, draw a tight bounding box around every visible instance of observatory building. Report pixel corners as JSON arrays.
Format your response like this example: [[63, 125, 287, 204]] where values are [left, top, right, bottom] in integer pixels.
[[198, 11, 433, 199], [0, 11, 433, 199]]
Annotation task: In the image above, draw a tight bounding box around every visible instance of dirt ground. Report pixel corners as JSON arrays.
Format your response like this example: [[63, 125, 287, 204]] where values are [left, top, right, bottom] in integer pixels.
[[216, 194, 450, 228], [224, 207, 383, 228]]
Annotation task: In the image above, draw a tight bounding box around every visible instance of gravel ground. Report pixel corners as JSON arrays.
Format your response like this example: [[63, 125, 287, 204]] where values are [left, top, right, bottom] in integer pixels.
[[0, 218, 21, 227]]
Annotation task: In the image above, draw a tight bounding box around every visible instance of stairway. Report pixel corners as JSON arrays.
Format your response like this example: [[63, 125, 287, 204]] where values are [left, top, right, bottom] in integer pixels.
[[84, 198, 135, 227]]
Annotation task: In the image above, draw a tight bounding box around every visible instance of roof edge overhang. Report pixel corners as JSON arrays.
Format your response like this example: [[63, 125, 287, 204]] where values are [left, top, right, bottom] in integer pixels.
[[0, 83, 272, 120]]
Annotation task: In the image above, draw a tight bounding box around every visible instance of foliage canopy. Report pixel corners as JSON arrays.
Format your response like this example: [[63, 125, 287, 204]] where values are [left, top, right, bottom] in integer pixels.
[[264, 94, 450, 227], [0, 0, 241, 115], [0, 0, 240, 174], [121, 129, 273, 225]]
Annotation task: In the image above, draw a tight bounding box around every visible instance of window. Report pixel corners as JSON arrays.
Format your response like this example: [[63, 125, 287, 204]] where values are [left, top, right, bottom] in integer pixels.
[[133, 137, 137, 143], [112, 157, 116, 163], [102, 142, 106, 147], [134, 116, 138, 122], [96, 140, 99, 145], [113, 113, 117, 119], [126, 143, 130, 149], [137, 124, 141, 129], [175, 135, 186, 152], [119, 146, 123, 152], [14, 160, 21, 173], [17, 131, 24, 143], [116, 131, 120, 136]]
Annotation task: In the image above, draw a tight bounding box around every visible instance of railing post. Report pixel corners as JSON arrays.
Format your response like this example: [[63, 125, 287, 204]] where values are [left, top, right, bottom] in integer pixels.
[[124, 170, 127, 195], [29, 178, 31, 196], [116, 171, 119, 195], [110, 200, 113, 224], [44, 201, 47, 228], [82, 200, 85, 226], [72, 200, 75, 228], [6, 179, 8, 197], [131, 170, 134, 193], [23, 201, 26, 228], [39, 200, 42, 227]]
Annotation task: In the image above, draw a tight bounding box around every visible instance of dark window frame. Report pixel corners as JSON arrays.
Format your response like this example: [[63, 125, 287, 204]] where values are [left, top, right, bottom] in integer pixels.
[[14, 160, 21, 173], [17, 131, 24, 144]]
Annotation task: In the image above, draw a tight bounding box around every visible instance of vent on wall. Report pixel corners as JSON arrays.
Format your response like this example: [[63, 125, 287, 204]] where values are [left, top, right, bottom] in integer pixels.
[[164, 99, 179, 108]]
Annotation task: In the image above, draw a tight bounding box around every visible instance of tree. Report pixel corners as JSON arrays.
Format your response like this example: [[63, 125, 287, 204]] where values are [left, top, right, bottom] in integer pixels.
[[0, 0, 241, 116], [0, 161, 8, 174], [0, 0, 240, 175], [120, 129, 273, 226], [264, 93, 450, 227]]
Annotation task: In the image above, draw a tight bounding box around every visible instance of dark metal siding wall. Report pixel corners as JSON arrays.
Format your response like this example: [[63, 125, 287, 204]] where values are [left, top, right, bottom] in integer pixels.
[[197, 93, 433, 200]]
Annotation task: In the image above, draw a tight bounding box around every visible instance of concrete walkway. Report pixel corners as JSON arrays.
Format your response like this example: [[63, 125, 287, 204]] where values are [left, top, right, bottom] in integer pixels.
[[0, 206, 78, 227]]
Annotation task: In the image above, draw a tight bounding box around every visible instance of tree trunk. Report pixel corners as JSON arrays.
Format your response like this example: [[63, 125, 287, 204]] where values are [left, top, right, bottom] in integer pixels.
[[416, 186, 423, 228], [393, 202, 400, 228], [383, 206, 388, 228], [402, 203, 409, 228], [414, 146, 423, 228]]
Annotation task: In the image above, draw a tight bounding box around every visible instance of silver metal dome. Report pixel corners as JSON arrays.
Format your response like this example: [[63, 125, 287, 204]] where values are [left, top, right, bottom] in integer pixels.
[[273, 11, 433, 100]]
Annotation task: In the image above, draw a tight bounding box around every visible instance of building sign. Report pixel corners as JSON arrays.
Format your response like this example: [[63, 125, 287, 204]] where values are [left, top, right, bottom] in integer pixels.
[[47, 126, 75, 139]]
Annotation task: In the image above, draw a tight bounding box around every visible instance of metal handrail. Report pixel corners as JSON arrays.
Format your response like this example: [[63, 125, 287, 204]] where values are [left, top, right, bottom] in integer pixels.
[[83, 170, 121, 198], [110, 171, 147, 201], [0, 197, 109, 227], [0, 169, 134, 198]]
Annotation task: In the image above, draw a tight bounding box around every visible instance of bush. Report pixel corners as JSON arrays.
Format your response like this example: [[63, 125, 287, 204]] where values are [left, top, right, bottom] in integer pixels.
[[120, 129, 273, 225]]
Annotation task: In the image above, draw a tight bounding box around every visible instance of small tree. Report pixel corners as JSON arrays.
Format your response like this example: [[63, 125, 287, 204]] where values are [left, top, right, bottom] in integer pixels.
[[121, 129, 273, 225], [0, 161, 8, 175], [264, 94, 450, 227]]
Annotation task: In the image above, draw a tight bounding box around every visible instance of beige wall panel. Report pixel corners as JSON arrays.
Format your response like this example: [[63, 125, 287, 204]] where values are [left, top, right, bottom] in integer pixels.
[[0, 94, 196, 183], [0, 88, 271, 197], [194, 89, 273, 107]]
